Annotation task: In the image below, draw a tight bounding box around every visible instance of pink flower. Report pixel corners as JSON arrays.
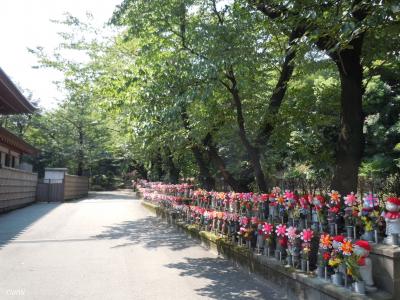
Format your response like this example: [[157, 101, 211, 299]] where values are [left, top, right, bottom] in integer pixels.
[[262, 222, 273, 235], [251, 216, 259, 224], [299, 196, 310, 209], [286, 226, 298, 240], [284, 190, 294, 200], [276, 224, 287, 237], [344, 192, 357, 206], [240, 216, 249, 226], [300, 229, 314, 242]]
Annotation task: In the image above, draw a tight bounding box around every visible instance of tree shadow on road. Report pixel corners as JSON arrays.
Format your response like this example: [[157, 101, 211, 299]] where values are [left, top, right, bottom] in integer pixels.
[[0, 203, 59, 250], [93, 216, 199, 251], [165, 257, 285, 299]]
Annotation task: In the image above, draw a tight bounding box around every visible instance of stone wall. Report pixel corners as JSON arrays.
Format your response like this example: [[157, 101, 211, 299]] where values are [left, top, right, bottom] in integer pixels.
[[141, 200, 393, 300], [64, 175, 89, 200], [0, 167, 38, 213], [370, 244, 400, 296]]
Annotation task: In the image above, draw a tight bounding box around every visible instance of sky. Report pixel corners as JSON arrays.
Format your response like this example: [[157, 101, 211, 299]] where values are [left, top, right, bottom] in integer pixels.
[[0, 0, 122, 110]]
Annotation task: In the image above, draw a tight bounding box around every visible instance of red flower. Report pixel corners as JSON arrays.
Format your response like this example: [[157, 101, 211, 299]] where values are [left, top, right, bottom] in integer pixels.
[[323, 252, 331, 261], [329, 206, 340, 214], [278, 237, 288, 248]]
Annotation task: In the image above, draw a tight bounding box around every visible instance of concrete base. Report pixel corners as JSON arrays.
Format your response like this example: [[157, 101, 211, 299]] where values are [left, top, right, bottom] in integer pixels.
[[142, 201, 393, 300], [370, 243, 400, 297]]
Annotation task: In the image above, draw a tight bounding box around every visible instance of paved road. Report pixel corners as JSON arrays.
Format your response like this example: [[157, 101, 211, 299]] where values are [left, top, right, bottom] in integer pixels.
[[0, 190, 285, 300]]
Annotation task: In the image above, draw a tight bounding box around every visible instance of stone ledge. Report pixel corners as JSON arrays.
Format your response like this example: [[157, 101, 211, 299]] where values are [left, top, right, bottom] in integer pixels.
[[371, 244, 400, 258], [141, 200, 393, 300]]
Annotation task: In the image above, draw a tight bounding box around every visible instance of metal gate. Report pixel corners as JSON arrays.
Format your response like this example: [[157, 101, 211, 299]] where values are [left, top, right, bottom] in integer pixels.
[[36, 179, 64, 202]]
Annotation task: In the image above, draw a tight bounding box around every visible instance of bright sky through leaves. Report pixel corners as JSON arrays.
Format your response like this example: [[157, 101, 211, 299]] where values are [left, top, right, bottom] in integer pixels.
[[0, 0, 121, 109]]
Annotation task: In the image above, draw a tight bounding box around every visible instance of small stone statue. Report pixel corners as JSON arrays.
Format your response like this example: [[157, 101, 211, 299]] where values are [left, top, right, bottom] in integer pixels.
[[354, 240, 377, 292], [383, 197, 400, 245]]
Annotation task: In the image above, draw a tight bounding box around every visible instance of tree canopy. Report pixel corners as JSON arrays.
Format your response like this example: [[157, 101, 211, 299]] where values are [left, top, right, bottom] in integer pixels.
[[5, 0, 399, 194]]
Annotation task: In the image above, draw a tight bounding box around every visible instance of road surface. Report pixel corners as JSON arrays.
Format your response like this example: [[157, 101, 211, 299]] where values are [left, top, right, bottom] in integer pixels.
[[0, 190, 285, 299]]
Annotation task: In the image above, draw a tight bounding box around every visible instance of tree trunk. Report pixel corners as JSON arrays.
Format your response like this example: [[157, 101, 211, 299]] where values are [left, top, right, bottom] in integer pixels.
[[77, 128, 84, 176], [132, 160, 148, 179], [180, 107, 216, 190], [329, 38, 365, 195], [152, 150, 164, 181], [255, 26, 305, 147], [191, 145, 216, 190], [203, 133, 249, 192], [228, 74, 267, 192], [165, 148, 180, 184]]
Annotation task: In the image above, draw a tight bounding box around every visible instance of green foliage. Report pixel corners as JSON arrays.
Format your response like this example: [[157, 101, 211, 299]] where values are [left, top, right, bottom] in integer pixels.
[[11, 1, 399, 192]]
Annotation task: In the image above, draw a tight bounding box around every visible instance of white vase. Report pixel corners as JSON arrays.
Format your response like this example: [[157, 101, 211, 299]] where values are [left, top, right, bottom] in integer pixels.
[[353, 281, 366, 294], [331, 272, 343, 286]]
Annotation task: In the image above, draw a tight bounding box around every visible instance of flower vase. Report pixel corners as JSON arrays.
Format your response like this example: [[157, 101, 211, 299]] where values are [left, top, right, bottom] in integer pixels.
[[269, 205, 276, 219], [353, 281, 366, 294], [331, 272, 343, 286], [362, 230, 374, 242], [264, 241, 272, 257], [301, 259, 307, 272], [329, 223, 336, 236], [299, 218, 305, 230], [316, 266, 324, 278], [293, 254, 300, 268], [275, 250, 281, 261], [287, 255, 292, 266], [246, 240, 251, 250], [346, 226, 354, 240]]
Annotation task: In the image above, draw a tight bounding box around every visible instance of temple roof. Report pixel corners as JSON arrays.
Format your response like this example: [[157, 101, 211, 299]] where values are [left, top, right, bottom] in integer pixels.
[[0, 127, 39, 155], [0, 68, 36, 114]]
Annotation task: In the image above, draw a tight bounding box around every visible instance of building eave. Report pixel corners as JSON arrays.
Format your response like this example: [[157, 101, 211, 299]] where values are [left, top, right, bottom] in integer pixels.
[[0, 67, 36, 114], [0, 127, 39, 155]]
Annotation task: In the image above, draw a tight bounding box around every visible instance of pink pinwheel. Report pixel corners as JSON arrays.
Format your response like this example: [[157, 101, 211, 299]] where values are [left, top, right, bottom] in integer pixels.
[[344, 192, 357, 206], [363, 193, 378, 208], [300, 228, 314, 242], [275, 224, 287, 237], [262, 222, 273, 235], [284, 190, 294, 200], [251, 216, 259, 224], [286, 226, 298, 240], [240, 216, 249, 226], [299, 196, 310, 209]]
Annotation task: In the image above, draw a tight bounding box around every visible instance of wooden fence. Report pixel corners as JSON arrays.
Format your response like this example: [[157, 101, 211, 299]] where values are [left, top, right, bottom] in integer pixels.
[[64, 175, 89, 200], [36, 179, 64, 202], [36, 175, 89, 202], [0, 167, 38, 213]]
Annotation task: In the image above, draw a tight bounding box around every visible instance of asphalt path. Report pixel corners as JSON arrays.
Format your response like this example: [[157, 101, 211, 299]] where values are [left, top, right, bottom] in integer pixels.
[[0, 190, 285, 300]]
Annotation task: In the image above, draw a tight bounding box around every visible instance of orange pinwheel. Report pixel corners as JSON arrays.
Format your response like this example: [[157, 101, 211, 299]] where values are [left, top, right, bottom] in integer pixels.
[[340, 239, 353, 256]]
